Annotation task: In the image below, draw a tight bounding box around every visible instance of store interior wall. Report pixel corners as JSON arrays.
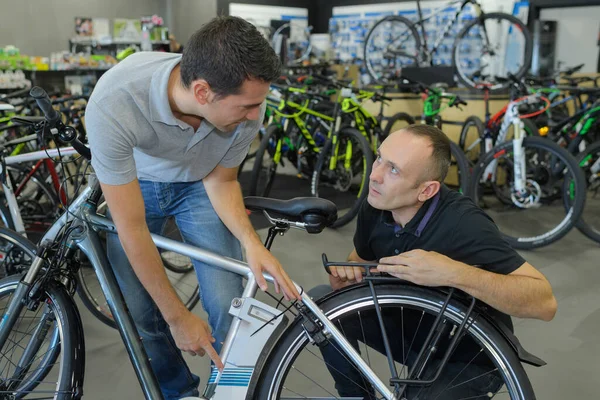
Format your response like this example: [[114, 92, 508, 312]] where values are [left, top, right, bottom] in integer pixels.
[[539, 6, 600, 73], [167, 0, 217, 47], [0, 0, 168, 55]]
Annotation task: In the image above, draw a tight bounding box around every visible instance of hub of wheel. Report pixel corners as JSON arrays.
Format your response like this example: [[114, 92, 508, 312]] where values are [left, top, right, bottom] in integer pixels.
[[511, 179, 542, 208]]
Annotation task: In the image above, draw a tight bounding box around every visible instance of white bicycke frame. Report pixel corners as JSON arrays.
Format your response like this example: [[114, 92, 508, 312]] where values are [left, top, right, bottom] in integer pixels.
[[481, 95, 543, 208]]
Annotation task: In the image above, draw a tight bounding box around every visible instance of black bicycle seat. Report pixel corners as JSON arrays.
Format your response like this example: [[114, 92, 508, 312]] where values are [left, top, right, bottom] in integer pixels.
[[244, 196, 337, 233]]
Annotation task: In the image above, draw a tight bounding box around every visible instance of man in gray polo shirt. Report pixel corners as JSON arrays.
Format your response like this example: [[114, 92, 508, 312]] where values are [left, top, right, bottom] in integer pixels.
[[85, 16, 300, 399]]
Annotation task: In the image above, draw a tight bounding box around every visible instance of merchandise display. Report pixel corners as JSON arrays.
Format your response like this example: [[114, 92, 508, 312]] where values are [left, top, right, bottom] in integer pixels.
[[0, 2, 598, 399]]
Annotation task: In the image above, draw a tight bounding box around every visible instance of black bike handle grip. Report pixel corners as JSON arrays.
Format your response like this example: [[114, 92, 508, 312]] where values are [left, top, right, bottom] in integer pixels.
[[72, 139, 91, 161], [29, 87, 61, 126]]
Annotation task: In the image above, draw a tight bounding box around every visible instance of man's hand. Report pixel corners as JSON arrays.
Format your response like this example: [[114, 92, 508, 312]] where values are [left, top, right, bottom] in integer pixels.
[[245, 243, 301, 301], [329, 265, 364, 290], [377, 249, 463, 287], [169, 312, 224, 370]]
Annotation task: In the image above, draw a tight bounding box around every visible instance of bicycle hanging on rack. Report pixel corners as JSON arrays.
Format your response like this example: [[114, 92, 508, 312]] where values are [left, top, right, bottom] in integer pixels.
[[363, 0, 533, 90]]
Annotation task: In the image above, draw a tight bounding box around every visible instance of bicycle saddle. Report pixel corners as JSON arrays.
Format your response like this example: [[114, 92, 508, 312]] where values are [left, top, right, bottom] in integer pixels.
[[244, 196, 337, 234]]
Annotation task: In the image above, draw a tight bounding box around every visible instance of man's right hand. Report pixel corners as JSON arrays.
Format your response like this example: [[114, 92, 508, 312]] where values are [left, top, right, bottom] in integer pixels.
[[169, 311, 224, 370]]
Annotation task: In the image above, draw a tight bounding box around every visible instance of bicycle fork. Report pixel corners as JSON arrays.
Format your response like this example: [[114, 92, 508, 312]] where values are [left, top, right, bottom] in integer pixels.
[[0, 245, 56, 393]]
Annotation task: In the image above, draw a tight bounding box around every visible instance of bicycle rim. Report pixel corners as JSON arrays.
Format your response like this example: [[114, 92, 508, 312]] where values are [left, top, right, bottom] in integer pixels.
[[0, 277, 71, 399], [453, 13, 532, 90], [364, 16, 421, 83], [469, 137, 585, 249], [260, 286, 532, 399]]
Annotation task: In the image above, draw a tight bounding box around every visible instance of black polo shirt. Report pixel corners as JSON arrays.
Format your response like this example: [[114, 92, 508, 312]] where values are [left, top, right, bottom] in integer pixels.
[[354, 185, 526, 329]]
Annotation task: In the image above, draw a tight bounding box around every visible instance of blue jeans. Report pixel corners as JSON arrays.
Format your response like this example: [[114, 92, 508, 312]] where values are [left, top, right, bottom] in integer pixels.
[[107, 180, 244, 400], [309, 285, 504, 399]]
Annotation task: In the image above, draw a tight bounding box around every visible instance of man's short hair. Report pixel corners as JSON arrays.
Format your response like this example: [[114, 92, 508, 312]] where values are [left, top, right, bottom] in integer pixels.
[[180, 16, 281, 97], [402, 124, 451, 182]]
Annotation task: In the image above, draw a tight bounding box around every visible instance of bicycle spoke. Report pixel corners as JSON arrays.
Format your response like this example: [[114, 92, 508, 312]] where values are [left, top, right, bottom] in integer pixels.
[[432, 349, 485, 400], [289, 364, 341, 399], [357, 311, 370, 367], [398, 310, 425, 379], [303, 346, 373, 396], [446, 368, 500, 391]]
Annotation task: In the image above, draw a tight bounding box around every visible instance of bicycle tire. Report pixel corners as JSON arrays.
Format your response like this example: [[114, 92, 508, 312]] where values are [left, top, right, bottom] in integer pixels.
[[382, 112, 415, 137], [249, 125, 282, 197], [453, 12, 533, 90], [571, 140, 600, 243], [449, 141, 471, 194], [459, 115, 485, 163], [364, 16, 422, 83], [311, 127, 373, 228], [0, 273, 82, 399], [468, 136, 586, 249], [253, 283, 535, 400]]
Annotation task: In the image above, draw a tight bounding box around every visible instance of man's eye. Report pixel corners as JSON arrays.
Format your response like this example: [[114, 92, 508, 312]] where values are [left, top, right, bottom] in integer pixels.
[[391, 167, 398, 174], [376, 156, 382, 163]]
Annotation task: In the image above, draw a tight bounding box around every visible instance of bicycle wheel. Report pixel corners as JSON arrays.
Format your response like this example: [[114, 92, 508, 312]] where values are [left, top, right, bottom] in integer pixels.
[[249, 125, 282, 197], [312, 127, 373, 228], [468, 136, 586, 249], [448, 141, 471, 194], [382, 112, 415, 137], [161, 218, 193, 274], [364, 16, 421, 83], [255, 284, 535, 399], [459, 115, 485, 164], [0, 274, 80, 399], [453, 13, 533, 90], [570, 141, 600, 243]]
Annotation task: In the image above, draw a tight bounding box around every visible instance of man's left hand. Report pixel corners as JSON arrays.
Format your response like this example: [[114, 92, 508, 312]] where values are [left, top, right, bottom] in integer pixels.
[[377, 249, 464, 287], [245, 243, 301, 301]]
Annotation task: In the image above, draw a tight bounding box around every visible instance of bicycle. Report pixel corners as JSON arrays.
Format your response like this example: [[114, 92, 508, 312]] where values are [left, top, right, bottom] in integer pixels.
[[363, 0, 533, 89], [467, 90, 587, 249], [0, 87, 544, 399], [459, 77, 547, 166]]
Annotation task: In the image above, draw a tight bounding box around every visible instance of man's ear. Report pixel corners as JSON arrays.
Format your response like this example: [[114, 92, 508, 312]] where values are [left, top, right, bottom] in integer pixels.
[[418, 180, 440, 203], [191, 79, 212, 105]]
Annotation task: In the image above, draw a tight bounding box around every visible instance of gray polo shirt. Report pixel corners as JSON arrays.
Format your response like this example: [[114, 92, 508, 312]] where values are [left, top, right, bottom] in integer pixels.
[[85, 52, 264, 185]]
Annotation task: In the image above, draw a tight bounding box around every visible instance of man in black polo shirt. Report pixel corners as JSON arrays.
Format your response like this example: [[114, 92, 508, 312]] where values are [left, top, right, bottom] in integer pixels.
[[316, 125, 557, 399]]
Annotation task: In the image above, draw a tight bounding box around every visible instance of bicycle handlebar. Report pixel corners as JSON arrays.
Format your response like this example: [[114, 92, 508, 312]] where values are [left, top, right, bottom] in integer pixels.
[[29, 86, 91, 161], [0, 87, 31, 101], [30, 87, 61, 126]]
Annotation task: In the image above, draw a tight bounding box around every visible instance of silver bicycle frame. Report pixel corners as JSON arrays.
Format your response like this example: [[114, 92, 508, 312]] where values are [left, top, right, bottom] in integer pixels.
[[40, 175, 397, 399], [1, 147, 78, 235]]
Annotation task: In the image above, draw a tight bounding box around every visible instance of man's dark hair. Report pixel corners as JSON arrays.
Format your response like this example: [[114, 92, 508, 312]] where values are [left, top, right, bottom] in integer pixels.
[[402, 124, 451, 183], [180, 16, 281, 97]]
